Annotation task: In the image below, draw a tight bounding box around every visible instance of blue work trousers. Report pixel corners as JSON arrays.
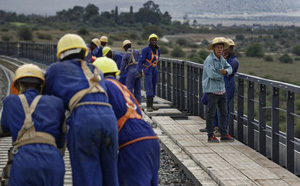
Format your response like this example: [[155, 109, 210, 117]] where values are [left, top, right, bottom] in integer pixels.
[[118, 139, 160, 186], [206, 93, 227, 137], [9, 145, 65, 186], [126, 71, 141, 103], [144, 67, 158, 98], [119, 71, 127, 85], [67, 107, 119, 186]]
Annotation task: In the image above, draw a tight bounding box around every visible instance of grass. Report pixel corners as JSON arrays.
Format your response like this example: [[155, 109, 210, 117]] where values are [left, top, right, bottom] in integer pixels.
[[10, 22, 27, 26], [238, 55, 300, 85]]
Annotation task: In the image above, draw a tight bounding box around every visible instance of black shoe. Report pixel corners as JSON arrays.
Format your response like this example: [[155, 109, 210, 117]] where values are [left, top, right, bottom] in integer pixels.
[[151, 97, 159, 111], [199, 128, 207, 132], [147, 97, 153, 112]]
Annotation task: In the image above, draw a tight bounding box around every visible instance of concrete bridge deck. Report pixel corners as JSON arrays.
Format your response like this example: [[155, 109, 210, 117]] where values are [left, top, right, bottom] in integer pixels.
[[147, 94, 300, 186]]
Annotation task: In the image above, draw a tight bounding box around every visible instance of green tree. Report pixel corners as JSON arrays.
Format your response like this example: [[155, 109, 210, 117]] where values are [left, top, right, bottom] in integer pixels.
[[264, 55, 273, 62], [1, 35, 11, 41], [199, 50, 209, 60], [236, 34, 245, 41], [190, 53, 204, 64], [77, 28, 89, 35], [171, 45, 185, 57], [279, 54, 293, 63], [141, 25, 163, 40], [292, 44, 300, 56], [176, 38, 188, 46], [160, 46, 168, 54], [246, 43, 264, 57], [18, 26, 32, 41], [84, 4, 99, 20]]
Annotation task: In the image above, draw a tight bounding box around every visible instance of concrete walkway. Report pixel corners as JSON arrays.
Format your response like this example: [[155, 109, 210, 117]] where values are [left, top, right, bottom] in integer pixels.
[[146, 95, 300, 186]]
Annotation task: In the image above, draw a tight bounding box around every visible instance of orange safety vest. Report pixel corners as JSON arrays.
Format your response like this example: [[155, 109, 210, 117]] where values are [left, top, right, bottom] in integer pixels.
[[144, 50, 159, 71], [106, 79, 158, 149]]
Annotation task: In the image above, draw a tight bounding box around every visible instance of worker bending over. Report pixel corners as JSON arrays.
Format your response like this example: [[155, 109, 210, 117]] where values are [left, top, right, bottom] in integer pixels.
[[43, 34, 119, 186], [94, 57, 160, 186], [1, 64, 65, 185]]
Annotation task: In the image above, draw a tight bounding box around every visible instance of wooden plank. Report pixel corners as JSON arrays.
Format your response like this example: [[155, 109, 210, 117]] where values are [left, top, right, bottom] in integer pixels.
[[152, 116, 178, 126], [181, 124, 203, 135], [145, 108, 182, 117], [140, 103, 171, 109], [176, 120, 200, 125], [254, 179, 290, 186], [188, 116, 206, 124]]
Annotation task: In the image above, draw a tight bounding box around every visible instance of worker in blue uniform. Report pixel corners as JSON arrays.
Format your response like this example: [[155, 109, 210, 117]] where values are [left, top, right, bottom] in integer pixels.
[[92, 35, 108, 57], [136, 33, 160, 112], [86, 38, 100, 63], [94, 57, 160, 186], [0, 64, 65, 186], [120, 40, 141, 104], [103, 46, 125, 84], [43, 34, 119, 186]]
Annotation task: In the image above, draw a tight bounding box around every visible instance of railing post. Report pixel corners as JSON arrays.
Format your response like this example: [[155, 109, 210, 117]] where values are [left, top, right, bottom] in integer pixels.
[[193, 66, 199, 116], [157, 60, 161, 97], [187, 64, 191, 113], [199, 68, 204, 118], [229, 99, 234, 136], [259, 84, 266, 156], [180, 61, 185, 111], [172, 62, 177, 107], [247, 81, 255, 148], [237, 78, 244, 142], [162, 60, 166, 99], [286, 91, 295, 173], [272, 87, 280, 164], [167, 61, 171, 101], [177, 63, 181, 109]]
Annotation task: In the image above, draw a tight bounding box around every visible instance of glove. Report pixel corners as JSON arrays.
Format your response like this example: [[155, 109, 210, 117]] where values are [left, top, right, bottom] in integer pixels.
[[219, 69, 227, 75]]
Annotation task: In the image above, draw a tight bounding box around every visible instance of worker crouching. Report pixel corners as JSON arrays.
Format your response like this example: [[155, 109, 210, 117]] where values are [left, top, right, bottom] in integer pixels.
[[1, 64, 66, 186], [94, 57, 160, 186]]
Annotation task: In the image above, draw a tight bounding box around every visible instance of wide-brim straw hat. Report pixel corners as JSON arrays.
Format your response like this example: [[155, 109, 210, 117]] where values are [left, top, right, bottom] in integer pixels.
[[207, 37, 230, 50]]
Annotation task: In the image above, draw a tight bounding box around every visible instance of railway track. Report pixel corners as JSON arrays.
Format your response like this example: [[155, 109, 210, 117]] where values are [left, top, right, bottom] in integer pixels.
[[0, 59, 19, 73]]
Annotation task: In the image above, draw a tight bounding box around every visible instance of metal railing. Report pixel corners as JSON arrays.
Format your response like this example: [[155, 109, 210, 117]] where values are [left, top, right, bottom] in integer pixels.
[[157, 58, 300, 175], [1, 41, 300, 175]]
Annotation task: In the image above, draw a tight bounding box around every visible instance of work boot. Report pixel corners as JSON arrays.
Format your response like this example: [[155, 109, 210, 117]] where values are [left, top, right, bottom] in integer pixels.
[[147, 97, 153, 112], [151, 97, 159, 111]]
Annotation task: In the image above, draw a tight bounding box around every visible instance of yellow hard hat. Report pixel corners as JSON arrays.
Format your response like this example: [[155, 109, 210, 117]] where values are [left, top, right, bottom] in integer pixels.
[[94, 57, 120, 76], [102, 46, 111, 56], [100, 36, 108, 43], [207, 37, 229, 50], [11, 64, 45, 95], [148, 33, 159, 42], [57, 34, 88, 60], [92, 38, 100, 48], [122, 40, 132, 49], [225, 38, 235, 47]]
